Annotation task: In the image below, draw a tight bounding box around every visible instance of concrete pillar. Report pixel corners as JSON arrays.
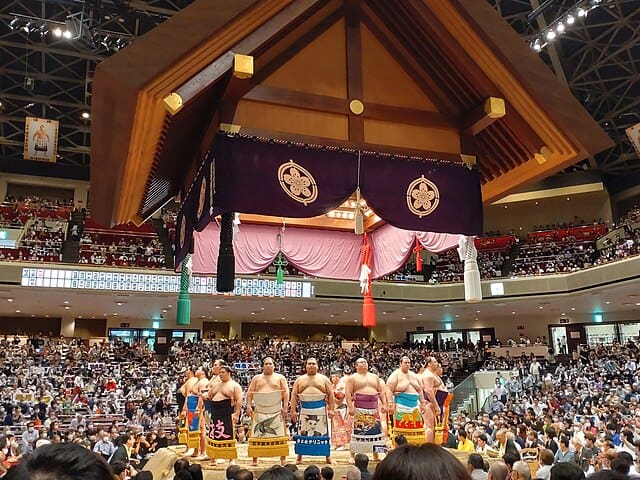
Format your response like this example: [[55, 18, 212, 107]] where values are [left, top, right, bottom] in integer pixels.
[[229, 320, 242, 340], [369, 325, 388, 342], [0, 178, 7, 202], [74, 186, 89, 210], [60, 315, 76, 338]]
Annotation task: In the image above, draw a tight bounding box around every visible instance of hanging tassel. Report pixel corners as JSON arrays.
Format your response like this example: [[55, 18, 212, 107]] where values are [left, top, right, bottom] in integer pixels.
[[274, 251, 288, 285], [176, 254, 191, 325], [457, 236, 482, 303], [360, 233, 376, 327], [216, 212, 235, 293], [232, 212, 241, 239], [413, 238, 423, 272]]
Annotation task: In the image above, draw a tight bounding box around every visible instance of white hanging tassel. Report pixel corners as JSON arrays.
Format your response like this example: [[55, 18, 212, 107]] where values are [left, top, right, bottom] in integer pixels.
[[232, 212, 241, 239], [359, 263, 371, 294], [457, 236, 482, 303]]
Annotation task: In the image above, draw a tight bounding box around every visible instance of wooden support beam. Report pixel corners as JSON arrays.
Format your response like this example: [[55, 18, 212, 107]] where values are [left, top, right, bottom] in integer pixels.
[[243, 85, 456, 128], [460, 97, 506, 136], [345, 0, 364, 142], [238, 126, 464, 163], [162, 0, 329, 115]]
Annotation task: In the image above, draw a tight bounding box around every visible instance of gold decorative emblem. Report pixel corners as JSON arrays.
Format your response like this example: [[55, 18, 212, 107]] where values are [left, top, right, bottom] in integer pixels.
[[406, 175, 440, 217], [277, 160, 318, 206]]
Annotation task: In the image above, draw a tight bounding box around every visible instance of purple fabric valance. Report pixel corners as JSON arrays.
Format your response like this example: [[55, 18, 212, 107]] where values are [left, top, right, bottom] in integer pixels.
[[176, 134, 483, 267]]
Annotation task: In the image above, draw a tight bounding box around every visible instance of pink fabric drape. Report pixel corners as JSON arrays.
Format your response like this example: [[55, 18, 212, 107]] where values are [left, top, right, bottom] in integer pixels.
[[191, 222, 462, 280]]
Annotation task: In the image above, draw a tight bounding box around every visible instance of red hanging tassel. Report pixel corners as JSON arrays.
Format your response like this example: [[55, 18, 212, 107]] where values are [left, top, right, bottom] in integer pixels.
[[363, 290, 376, 328], [360, 234, 376, 328], [413, 237, 423, 272]]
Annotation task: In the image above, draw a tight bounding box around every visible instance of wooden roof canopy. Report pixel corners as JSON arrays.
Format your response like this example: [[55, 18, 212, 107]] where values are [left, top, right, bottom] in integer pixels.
[[90, 0, 612, 229]]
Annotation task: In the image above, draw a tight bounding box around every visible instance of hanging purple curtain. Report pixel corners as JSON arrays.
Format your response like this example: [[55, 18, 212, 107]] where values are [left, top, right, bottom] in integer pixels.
[[176, 134, 483, 267]]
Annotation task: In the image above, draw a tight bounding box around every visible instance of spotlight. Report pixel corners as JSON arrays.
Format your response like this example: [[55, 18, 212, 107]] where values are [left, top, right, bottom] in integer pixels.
[[533, 41, 542, 52], [22, 22, 32, 33], [577, 7, 586, 16], [566, 14, 575, 24], [63, 29, 72, 39], [81, 112, 90, 119], [546, 30, 556, 41], [53, 27, 62, 37], [100, 35, 111, 50], [38, 24, 49, 36], [9, 18, 19, 29], [556, 22, 565, 33]]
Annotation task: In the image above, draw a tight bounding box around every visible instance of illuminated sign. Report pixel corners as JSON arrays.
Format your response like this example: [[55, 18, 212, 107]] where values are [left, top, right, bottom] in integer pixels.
[[20, 268, 313, 298]]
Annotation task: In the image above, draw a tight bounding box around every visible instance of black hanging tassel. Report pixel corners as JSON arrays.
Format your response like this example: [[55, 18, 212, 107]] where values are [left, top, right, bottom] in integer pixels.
[[216, 212, 235, 292]]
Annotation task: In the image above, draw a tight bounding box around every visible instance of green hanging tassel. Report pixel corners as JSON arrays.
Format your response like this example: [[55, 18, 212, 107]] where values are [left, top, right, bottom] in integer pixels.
[[273, 251, 288, 285], [176, 254, 191, 326]]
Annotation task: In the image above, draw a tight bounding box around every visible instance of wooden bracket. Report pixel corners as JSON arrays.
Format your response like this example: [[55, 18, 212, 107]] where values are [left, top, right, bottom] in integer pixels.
[[461, 97, 506, 136]]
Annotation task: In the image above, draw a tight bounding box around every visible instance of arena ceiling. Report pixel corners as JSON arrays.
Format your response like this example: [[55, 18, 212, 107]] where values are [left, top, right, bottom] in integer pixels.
[[0, 0, 638, 187]]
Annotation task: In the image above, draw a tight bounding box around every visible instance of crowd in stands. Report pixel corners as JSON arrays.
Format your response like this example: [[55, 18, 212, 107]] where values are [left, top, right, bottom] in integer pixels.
[[444, 340, 640, 480], [1, 335, 640, 479]]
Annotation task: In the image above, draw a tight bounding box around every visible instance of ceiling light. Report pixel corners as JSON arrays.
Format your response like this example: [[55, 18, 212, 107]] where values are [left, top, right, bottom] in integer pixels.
[[546, 30, 556, 41], [476, 310, 480, 313], [7, 298, 13, 302], [418, 313, 422, 316], [303, 308, 308, 312], [281, 317, 285, 320], [556, 22, 565, 33], [215, 305, 221, 309], [533, 42, 542, 52], [15, 310, 20, 313], [511, 311, 516, 315], [539, 306, 544, 309], [167, 304, 172, 308], [605, 301, 611, 305], [571, 307, 576, 311], [250, 312, 255, 315], [566, 14, 575, 24], [578, 8, 586, 16], [343, 310, 348, 313], [81, 112, 90, 119], [63, 29, 72, 39], [402, 317, 406, 320], [636, 303, 640, 306], [53, 27, 62, 37], [64, 306, 70, 310], [113, 313, 118, 316]]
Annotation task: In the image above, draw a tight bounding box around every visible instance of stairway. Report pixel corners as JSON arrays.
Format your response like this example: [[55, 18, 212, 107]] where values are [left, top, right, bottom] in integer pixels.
[[61, 209, 86, 264], [501, 242, 523, 277], [61, 240, 80, 263], [152, 218, 174, 270]]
